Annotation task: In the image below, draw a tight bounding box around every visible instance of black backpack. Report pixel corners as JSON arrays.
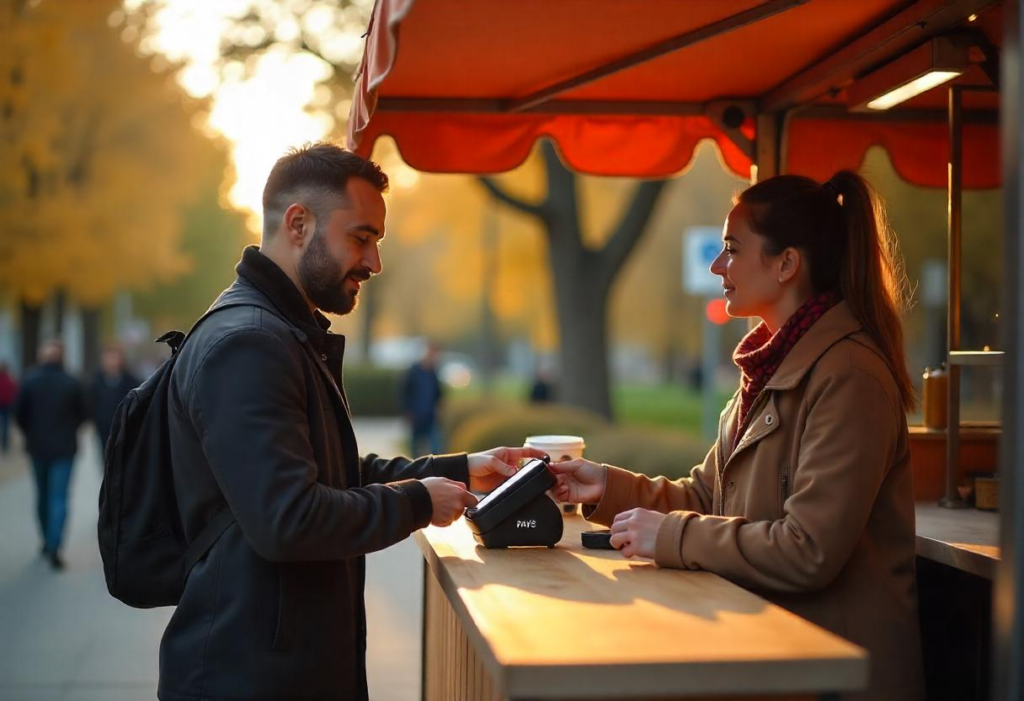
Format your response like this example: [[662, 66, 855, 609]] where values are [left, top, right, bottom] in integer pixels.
[[98, 304, 249, 608]]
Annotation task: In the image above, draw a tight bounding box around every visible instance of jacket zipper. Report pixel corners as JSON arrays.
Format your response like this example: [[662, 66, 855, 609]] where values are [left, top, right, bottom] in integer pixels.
[[780, 464, 790, 508]]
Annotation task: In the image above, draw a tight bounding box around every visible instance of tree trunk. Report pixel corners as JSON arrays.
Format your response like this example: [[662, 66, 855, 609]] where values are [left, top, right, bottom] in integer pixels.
[[478, 140, 667, 421], [82, 306, 101, 379], [552, 263, 613, 419], [53, 289, 67, 335], [19, 299, 41, 372], [358, 282, 376, 363]]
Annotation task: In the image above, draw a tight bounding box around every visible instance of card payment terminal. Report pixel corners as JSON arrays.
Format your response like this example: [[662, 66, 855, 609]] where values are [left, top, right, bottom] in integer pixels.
[[464, 457, 564, 548]]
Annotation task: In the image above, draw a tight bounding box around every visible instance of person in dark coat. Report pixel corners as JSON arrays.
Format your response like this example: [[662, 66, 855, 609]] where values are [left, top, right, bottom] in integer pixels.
[[0, 362, 17, 454], [89, 346, 139, 460], [528, 367, 555, 404], [159, 143, 544, 701], [401, 343, 444, 455], [14, 341, 88, 569]]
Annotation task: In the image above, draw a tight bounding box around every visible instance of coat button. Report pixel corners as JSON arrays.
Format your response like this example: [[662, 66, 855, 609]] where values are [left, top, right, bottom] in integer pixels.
[[765, 415, 774, 426], [321, 353, 328, 361], [728, 480, 736, 489]]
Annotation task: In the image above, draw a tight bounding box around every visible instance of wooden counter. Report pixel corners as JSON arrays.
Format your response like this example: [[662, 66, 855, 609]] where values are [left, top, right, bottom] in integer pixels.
[[915, 503, 1000, 580], [416, 514, 867, 701]]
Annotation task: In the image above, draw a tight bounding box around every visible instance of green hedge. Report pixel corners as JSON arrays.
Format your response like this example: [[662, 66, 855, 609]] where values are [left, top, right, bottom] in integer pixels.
[[449, 403, 607, 454], [441, 398, 516, 444], [585, 426, 709, 480], [344, 365, 404, 417], [448, 402, 709, 480]]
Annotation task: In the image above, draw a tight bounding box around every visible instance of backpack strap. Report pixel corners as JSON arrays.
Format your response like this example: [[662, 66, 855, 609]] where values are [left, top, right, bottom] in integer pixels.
[[170, 298, 294, 577], [184, 508, 235, 576]]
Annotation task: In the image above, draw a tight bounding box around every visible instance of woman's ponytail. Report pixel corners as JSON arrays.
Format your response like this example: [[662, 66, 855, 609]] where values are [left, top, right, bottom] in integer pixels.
[[827, 171, 915, 412]]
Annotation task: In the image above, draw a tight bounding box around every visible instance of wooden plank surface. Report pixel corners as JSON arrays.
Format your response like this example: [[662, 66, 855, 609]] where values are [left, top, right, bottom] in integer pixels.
[[415, 514, 867, 699], [915, 503, 1000, 580]]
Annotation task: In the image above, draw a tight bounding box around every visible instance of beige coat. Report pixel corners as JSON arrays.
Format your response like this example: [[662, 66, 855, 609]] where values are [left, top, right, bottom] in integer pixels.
[[588, 302, 924, 701]]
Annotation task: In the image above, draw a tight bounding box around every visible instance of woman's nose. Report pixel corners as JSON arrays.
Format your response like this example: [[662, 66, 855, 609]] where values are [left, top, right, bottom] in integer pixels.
[[710, 250, 727, 276]]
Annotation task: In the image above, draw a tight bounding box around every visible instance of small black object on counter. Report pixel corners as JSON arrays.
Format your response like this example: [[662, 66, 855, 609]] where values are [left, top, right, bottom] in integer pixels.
[[581, 529, 615, 550]]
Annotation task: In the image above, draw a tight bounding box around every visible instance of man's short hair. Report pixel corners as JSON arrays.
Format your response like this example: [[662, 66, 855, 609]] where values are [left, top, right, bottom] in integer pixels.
[[262, 142, 389, 238]]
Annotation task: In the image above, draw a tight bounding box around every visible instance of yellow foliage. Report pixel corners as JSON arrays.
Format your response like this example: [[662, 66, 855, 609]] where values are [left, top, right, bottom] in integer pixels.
[[0, 0, 219, 306], [372, 140, 559, 350]]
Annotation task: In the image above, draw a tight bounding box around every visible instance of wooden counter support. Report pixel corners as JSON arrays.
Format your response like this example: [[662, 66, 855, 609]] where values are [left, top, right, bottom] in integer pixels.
[[913, 503, 1000, 699], [417, 514, 867, 701]]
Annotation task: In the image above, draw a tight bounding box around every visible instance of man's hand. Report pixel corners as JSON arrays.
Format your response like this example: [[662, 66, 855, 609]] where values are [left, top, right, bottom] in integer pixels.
[[467, 446, 548, 493], [421, 477, 478, 527], [548, 458, 607, 505], [609, 508, 666, 559]]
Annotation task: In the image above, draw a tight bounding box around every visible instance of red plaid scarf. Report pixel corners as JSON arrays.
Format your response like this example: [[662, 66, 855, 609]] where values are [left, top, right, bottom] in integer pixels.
[[732, 291, 839, 446]]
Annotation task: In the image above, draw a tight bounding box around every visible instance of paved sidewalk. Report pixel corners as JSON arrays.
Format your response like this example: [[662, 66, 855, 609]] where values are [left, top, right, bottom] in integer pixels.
[[0, 419, 421, 701]]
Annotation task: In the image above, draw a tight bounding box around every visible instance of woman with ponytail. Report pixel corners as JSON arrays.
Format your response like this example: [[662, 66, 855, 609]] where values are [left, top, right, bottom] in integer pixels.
[[551, 172, 923, 700]]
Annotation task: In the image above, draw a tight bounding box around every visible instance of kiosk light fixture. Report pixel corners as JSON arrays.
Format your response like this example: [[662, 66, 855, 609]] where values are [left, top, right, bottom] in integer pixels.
[[848, 37, 969, 111]]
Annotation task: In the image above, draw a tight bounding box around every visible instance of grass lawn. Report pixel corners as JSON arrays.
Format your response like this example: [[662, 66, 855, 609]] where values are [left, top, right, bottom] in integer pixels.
[[613, 384, 734, 432], [450, 378, 733, 434]]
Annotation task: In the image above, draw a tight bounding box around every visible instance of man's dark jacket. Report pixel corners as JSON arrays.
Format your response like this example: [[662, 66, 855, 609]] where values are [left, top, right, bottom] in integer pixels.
[[159, 247, 468, 701], [14, 362, 87, 461]]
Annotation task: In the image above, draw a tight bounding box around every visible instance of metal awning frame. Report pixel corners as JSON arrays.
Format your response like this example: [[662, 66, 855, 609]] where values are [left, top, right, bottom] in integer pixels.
[[372, 0, 997, 176]]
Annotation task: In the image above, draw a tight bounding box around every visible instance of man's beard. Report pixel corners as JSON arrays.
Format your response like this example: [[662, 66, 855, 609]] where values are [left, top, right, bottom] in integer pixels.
[[297, 223, 371, 315]]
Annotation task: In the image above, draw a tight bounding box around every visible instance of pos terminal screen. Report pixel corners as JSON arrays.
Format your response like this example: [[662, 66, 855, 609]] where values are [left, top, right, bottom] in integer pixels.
[[474, 459, 548, 511]]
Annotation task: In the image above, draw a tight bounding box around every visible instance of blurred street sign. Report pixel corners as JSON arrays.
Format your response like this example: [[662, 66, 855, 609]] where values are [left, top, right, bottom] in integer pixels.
[[683, 227, 724, 296]]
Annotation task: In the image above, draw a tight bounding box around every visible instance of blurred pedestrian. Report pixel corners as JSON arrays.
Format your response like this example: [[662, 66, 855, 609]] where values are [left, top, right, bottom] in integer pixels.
[[401, 342, 444, 455], [89, 345, 139, 460], [14, 340, 88, 570], [0, 361, 17, 454], [528, 368, 554, 403]]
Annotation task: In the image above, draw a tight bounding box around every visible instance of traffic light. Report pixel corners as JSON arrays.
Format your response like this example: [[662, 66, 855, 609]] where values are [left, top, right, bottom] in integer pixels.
[[706, 298, 731, 325]]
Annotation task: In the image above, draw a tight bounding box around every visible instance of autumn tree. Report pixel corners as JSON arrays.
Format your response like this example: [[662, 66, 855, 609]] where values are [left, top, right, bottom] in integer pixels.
[[1, 0, 227, 371], [471, 143, 665, 417], [129, 1, 689, 419], [133, 152, 251, 333]]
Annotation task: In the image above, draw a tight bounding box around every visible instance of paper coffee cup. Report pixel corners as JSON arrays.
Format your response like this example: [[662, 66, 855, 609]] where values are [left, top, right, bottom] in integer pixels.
[[524, 435, 586, 514]]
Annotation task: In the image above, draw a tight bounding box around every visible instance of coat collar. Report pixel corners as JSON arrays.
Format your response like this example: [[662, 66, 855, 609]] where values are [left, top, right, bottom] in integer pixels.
[[235, 245, 332, 337], [764, 301, 865, 391]]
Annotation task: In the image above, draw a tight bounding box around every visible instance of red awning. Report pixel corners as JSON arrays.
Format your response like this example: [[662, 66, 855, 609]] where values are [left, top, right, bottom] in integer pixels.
[[348, 0, 1001, 188]]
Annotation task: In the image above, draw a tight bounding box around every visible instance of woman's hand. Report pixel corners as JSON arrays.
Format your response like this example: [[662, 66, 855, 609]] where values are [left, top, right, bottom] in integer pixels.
[[609, 508, 666, 559], [467, 446, 548, 493], [547, 458, 607, 504]]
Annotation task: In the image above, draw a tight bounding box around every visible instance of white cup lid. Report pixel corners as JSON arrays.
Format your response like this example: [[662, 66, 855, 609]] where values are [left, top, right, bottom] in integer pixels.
[[524, 435, 586, 451]]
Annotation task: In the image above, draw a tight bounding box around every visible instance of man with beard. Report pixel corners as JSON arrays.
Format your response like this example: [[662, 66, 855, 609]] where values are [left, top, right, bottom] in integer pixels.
[[159, 143, 543, 701]]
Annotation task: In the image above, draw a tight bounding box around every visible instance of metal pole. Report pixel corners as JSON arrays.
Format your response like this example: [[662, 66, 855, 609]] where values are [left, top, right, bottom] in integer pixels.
[[995, 1, 1024, 696], [940, 85, 967, 508], [701, 308, 720, 443], [479, 207, 499, 396]]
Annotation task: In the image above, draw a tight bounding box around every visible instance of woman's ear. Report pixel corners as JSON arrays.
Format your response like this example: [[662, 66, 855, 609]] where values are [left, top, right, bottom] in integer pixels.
[[777, 247, 802, 284]]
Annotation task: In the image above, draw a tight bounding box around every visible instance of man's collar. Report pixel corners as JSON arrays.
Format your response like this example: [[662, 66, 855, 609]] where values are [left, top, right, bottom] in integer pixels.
[[235, 245, 332, 333]]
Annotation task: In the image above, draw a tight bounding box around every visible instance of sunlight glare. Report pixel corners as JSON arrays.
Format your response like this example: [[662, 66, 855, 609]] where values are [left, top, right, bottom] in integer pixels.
[[126, 0, 340, 232], [207, 49, 335, 228]]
